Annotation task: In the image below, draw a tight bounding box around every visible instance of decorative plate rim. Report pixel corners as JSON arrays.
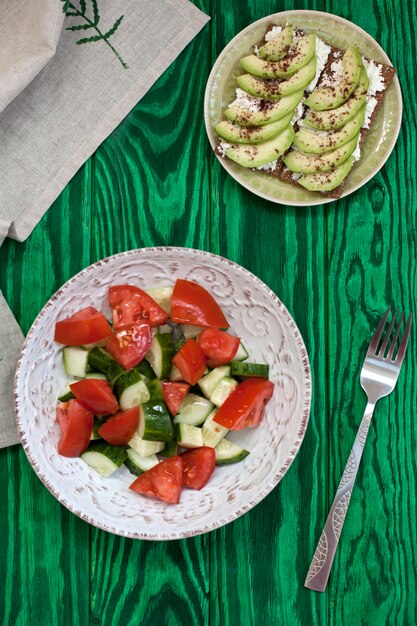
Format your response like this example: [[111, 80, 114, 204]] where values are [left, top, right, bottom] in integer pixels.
[[15, 247, 312, 540], [204, 9, 403, 207]]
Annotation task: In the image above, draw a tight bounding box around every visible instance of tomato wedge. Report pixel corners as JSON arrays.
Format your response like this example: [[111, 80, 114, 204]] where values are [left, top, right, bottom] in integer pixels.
[[170, 279, 229, 328], [109, 285, 168, 330], [213, 377, 274, 430], [106, 322, 152, 370], [181, 447, 216, 490], [56, 399, 93, 457], [54, 306, 112, 346], [197, 327, 240, 367], [172, 338, 207, 386], [98, 407, 139, 445], [129, 456, 183, 504], [70, 379, 119, 416], [162, 382, 190, 416]]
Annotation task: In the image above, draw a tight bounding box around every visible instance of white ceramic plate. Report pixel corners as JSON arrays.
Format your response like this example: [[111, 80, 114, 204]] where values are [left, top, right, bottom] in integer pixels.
[[204, 10, 402, 206], [15, 247, 311, 540]]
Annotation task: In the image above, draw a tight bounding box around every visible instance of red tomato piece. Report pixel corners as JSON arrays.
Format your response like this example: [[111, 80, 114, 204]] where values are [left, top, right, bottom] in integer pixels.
[[106, 322, 152, 370], [170, 279, 229, 328], [213, 378, 274, 430], [162, 382, 190, 416], [129, 456, 183, 504], [181, 447, 216, 490], [56, 399, 93, 457], [70, 379, 119, 416], [108, 285, 168, 330], [172, 339, 207, 386], [197, 327, 240, 367], [98, 407, 139, 445], [54, 306, 112, 346]]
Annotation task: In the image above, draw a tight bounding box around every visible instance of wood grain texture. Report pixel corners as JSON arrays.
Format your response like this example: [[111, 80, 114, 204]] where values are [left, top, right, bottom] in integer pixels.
[[0, 0, 416, 625]]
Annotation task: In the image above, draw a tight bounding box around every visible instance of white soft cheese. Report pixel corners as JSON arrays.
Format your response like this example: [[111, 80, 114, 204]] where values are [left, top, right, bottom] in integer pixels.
[[306, 37, 332, 92], [320, 59, 344, 88], [264, 25, 283, 41], [218, 143, 231, 158], [257, 160, 278, 171], [291, 99, 305, 125], [230, 88, 262, 112], [351, 135, 362, 162], [362, 59, 385, 129]]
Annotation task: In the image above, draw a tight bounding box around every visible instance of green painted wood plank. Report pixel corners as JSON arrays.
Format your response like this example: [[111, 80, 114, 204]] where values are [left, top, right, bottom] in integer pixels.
[[0, 163, 93, 626]]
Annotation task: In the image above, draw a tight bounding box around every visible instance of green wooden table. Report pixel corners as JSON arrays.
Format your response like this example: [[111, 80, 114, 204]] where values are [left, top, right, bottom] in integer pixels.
[[1, 1, 416, 624]]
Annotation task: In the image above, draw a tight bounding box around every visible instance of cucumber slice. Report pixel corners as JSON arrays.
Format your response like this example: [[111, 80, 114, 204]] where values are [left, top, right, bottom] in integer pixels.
[[202, 409, 229, 448], [137, 359, 156, 381], [128, 432, 165, 456], [210, 377, 238, 407], [233, 342, 249, 362], [82, 338, 108, 350], [158, 438, 178, 458], [88, 347, 114, 375], [198, 366, 231, 399], [147, 378, 164, 402], [174, 423, 204, 449], [179, 324, 204, 339], [90, 420, 103, 440], [119, 379, 150, 410], [113, 366, 142, 398], [81, 442, 127, 477], [173, 393, 214, 426], [158, 324, 172, 334], [63, 346, 89, 378], [138, 401, 173, 442], [58, 383, 75, 402], [146, 333, 174, 379], [145, 286, 173, 315], [85, 372, 107, 380], [230, 361, 269, 378], [173, 338, 187, 353], [106, 360, 126, 386], [169, 365, 184, 382], [215, 439, 250, 465], [124, 449, 159, 476]]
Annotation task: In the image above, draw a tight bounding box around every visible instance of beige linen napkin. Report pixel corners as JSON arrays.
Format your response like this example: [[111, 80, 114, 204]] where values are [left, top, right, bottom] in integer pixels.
[[0, 0, 209, 448]]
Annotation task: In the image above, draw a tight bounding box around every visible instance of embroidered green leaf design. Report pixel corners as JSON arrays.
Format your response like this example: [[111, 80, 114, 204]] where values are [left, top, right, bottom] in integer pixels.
[[60, 0, 128, 69], [66, 23, 93, 31], [103, 15, 124, 39]]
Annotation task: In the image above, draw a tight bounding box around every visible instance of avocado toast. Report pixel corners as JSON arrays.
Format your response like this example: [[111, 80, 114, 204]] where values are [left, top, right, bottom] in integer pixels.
[[214, 24, 396, 199]]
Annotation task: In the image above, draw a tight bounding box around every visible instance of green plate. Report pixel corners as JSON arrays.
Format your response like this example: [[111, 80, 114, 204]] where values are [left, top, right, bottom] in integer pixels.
[[204, 10, 402, 206]]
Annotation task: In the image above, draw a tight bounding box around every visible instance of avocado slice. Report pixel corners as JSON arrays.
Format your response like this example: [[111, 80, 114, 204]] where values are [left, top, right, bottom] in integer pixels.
[[297, 157, 355, 191], [305, 45, 363, 111], [225, 89, 304, 127], [240, 34, 316, 79], [257, 25, 294, 61], [282, 135, 359, 173], [215, 113, 293, 144], [303, 68, 369, 130], [293, 107, 365, 153], [225, 125, 294, 168], [237, 56, 317, 100]]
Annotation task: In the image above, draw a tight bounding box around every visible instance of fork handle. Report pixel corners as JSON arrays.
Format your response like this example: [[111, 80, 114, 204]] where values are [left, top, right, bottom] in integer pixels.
[[304, 402, 375, 592]]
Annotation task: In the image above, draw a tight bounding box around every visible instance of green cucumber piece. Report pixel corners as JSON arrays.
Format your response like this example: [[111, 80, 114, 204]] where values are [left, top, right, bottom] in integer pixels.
[[90, 420, 103, 440], [173, 393, 214, 426], [174, 423, 204, 449], [145, 286, 173, 315], [113, 367, 142, 399], [179, 324, 204, 339], [169, 365, 184, 382], [128, 433, 165, 456], [145, 333, 174, 379], [202, 409, 229, 448], [58, 383, 75, 402], [138, 401, 173, 442], [81, 442, 127, 477], [173, 338, 187, 353], [214, 439, 250, 465], [88, 347, 114, 375], [211, 377, 238, 407], [85, 372, 107, 380], [124, 449, 159, 476], [198, 366, 231, 399], [119, 380, 150, 410], [106, 360, 126, 386], [82, 338, 108, 350], [230, 361, 269, 378], [137, 359, 156, 381], [147, 378, 164, 402], [158, 438, 178, 458], [257, 25, 294, 61], [63, 346, 89, 378], [233, 342, 249, 362]]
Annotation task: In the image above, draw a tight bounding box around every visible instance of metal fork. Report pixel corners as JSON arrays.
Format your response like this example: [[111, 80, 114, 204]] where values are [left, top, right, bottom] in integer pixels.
[[305, 308, 412, 592]]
